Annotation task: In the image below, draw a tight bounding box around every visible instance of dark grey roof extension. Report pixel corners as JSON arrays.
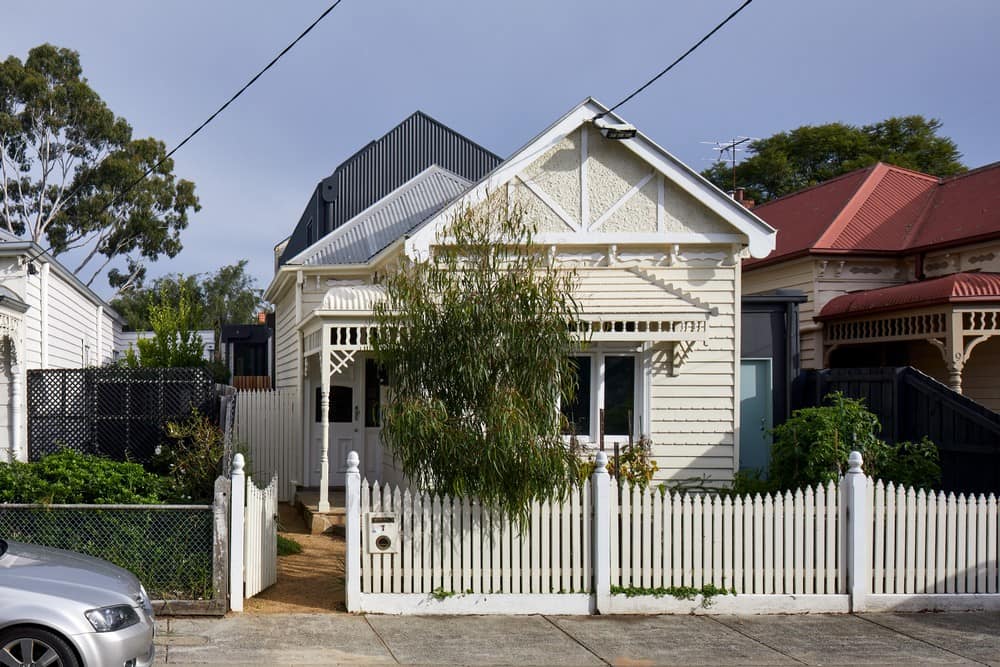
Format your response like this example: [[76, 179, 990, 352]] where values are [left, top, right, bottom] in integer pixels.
[[286, 166, 470, 266], [279, 111, 501, 265]]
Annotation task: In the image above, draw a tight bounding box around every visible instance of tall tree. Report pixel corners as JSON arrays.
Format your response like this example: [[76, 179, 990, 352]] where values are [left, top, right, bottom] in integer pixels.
[[110, 262, 262, 333], [372, 198, 583, 522], [0, 44, 199, 290], [702, 116, 966, 203]]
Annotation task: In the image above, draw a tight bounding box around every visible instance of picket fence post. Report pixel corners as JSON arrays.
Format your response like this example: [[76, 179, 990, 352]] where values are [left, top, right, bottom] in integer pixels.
[[843, 450, 869, 612], [345, 450, 362, 612], [592, 450, 611, 613], [229, 453, 246, 612]]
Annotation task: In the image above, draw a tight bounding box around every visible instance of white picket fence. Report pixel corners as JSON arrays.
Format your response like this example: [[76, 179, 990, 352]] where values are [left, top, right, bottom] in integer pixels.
[[359, 481, 590, 596], [344, 450, 1000, 615], [870, 481, 999, 595], [612, 482, 842, 595], [228, 453, 279, 611], [233, 390, 301, 503]]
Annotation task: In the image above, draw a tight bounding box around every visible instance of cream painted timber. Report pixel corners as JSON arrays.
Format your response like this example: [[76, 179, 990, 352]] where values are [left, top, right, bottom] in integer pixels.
[[962, 336, 1000, 411]]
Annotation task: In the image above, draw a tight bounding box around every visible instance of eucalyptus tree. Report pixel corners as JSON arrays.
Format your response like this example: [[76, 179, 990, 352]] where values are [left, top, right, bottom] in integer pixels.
[[372, 199, 583, 521], [0, 44, 199, 291]]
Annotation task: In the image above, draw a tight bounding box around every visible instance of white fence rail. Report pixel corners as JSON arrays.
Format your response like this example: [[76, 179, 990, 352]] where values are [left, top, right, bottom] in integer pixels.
[[233, 389, 301, 503], [228, 454, 278, 611], [345, 450, 1000, 615]]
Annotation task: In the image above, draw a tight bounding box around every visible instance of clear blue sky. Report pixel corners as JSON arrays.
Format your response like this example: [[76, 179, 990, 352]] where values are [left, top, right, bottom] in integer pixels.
[[4, 1, 998, 299]]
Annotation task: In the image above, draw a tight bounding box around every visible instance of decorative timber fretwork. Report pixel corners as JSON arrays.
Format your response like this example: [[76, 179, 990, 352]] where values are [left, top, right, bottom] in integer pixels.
[[0, 312, 20, 339], [572, 315, 708, 343], [825, 312, 947, 345], [963, 310, 1000, 334]]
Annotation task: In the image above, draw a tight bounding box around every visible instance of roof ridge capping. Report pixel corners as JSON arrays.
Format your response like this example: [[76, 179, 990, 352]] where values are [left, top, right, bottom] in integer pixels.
[[752, 164, 880, 211]]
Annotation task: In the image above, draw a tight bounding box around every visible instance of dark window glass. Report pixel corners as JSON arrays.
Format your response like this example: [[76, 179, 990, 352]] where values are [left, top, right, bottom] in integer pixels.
[[365, 359, 382, 427], [561, 356, 591, 437], [604, 355, 635, 436], [315, 386, 353, 423]]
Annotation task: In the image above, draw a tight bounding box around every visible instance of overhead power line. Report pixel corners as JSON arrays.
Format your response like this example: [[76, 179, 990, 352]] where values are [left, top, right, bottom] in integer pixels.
[[28, 0, 347, 266], [598, 0, 755, 118]]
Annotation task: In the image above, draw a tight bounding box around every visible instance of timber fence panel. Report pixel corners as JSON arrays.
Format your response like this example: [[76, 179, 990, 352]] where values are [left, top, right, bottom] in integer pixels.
[[871, 479, 999, 595], [243, 473, 278, 599], [233, 390, 302, 503]]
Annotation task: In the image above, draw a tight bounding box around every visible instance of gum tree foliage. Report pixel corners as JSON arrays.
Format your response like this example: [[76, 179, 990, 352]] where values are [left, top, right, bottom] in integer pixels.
[[372, 199, 583, 522], [0, 44, 199, 291], [702, 116, 965, 203], [111, 260, 263, 333]]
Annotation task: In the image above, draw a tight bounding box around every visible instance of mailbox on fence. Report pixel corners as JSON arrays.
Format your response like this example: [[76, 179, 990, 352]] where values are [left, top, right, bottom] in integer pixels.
[[365, 512, 399, 554]]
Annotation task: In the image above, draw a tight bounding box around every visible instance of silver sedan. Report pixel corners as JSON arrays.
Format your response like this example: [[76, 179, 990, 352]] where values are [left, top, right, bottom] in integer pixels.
[[0, 538, 155, 667]]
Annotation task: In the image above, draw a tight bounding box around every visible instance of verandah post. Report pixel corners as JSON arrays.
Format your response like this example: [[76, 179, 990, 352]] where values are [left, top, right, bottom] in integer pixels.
[[229, 453, 246, 612], [345, 450, 362, 612], [592, 450, 611, 613], [843, 450, 869, 612]]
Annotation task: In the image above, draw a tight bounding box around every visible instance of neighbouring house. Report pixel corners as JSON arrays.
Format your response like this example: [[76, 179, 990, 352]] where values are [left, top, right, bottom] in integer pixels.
[[264, 98, 776, 506], [220, 316, 274, 389], [0, 228, 124, 461], [114, 329, 216, 362], [745, 161, 1000, 413]]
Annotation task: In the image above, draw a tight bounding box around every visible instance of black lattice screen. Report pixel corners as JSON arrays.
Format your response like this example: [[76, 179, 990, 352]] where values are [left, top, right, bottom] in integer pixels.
[[27, 367, 217, 463]]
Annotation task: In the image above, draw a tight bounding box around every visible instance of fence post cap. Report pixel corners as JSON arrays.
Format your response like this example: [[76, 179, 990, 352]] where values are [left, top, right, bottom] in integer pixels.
[[232, 452, 245, 475], [595, 450, 608, 472], [847, 450, 863, 474], [347, 450, 360, 473]]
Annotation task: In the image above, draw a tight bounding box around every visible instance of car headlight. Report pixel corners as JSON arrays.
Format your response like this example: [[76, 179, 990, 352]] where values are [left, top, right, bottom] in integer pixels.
[[85, 604, 140, 632]]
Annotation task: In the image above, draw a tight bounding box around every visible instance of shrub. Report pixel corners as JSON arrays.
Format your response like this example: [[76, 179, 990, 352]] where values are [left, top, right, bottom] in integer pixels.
[[607, 436, 659, 488], [151, 409, 225, 503], [769, 392, 940, 490], [0, 450, 167, 504]]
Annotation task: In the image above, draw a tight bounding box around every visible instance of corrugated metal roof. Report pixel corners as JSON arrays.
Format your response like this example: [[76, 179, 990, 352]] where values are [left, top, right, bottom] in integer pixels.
[[750, 161, 1000, 268], [279, 111, 501, 264], [322, 283, 385, 311], [0, 228, 21, 243], [289, 166, 470, 266], [817, 272, 1000, 320]]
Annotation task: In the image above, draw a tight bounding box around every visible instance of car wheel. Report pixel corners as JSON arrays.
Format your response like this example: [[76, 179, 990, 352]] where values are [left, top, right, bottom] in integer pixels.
[[0, 627, 80, 667]]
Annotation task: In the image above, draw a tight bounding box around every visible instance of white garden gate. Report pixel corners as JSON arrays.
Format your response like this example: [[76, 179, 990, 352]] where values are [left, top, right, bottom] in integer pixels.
[[229, 453, 278, 611]]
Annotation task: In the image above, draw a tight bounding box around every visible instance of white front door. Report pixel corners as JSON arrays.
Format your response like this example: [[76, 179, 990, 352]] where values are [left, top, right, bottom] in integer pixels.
[[309, 366, 360, 487]]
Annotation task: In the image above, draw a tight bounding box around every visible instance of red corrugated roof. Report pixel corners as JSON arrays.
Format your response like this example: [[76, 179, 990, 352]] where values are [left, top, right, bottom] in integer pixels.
[[748, 161, 1000, 268], [817, 272, 1000, 320]]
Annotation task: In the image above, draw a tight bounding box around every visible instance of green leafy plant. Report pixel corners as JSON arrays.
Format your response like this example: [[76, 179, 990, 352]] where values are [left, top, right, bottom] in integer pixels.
[[277, 535, 303, 557], [151, 409, 225, 503], [430, 587, 457, 601], [129, 284, 205, 368], [611, 583, 735, 608], [770, 392, 940, 490], [372, 196, 583, 523], [0, 450, 167, 504]]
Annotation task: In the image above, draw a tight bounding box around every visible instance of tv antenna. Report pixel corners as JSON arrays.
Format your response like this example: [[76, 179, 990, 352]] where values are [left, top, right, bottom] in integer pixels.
[[702, 136, 755, 191]]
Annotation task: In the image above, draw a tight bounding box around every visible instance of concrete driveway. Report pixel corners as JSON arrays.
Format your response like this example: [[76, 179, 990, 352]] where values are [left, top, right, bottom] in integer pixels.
[[155, 611, 1000, 666]]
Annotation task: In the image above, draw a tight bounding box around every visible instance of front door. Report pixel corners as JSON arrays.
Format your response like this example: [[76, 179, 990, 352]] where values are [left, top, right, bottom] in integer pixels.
[[309, 368, 360, 487], [739, 358, 773, 476]]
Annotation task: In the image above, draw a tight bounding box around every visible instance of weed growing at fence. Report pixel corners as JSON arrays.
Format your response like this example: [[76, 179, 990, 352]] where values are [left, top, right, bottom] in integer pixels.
[[430, 587, 458, 601], [152, 409, 225, 503], [610, 583, 735, 608], [277, 535, 302, 556]]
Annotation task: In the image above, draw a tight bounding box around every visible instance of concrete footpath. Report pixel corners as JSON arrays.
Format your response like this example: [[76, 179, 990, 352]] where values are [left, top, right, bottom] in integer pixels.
[[154, 611, 1000, 666]]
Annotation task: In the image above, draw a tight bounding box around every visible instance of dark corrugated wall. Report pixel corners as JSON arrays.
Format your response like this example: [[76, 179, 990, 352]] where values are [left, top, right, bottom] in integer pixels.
[[281, 112, 501, 264]]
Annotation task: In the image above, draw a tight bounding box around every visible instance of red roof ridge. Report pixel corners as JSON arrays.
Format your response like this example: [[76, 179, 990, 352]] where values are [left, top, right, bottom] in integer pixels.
[[874, 162, 940, 183], [751, 164, 878, 211], [814, 163, 889, 249], [939, 160, 1000, 184]]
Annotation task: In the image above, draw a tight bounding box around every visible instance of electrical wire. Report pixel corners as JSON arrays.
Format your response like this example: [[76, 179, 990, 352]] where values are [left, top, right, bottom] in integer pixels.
[[22, 0, 347, 269], [598, 0, 754, 118]]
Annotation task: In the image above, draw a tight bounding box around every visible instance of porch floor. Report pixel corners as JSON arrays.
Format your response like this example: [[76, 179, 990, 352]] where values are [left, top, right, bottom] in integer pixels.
[[294, 488, 346, 535]]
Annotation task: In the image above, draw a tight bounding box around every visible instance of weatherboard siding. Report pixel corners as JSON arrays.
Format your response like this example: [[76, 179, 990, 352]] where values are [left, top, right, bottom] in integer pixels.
[[273, 287, 299, 392], [743, 258, 817, 366]]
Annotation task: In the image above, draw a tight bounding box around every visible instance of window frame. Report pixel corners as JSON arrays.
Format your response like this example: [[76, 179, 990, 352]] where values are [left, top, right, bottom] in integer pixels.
[[562, 345, 648, 447]]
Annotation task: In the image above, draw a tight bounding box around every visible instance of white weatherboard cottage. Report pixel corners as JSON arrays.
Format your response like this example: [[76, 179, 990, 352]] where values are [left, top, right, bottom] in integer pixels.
[[265, 99, 776, 511], [0, 229, 123, 461]]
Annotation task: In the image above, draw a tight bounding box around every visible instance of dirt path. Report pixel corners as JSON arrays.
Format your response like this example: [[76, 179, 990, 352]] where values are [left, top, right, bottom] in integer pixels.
[[244, 503, 347, 614]]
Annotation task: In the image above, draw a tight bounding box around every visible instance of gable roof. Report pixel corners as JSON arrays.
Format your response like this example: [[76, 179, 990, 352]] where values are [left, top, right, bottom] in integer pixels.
[[285, 166, 471, 266], [405, 98, 777, 259], [817, 272, 1000, 320], [279, 111, 501, 264], [749, 161, 1000, 268]]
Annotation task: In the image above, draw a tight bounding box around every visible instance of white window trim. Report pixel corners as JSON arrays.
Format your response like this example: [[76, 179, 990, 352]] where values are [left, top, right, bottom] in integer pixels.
[[565, 344, 651, 448]]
